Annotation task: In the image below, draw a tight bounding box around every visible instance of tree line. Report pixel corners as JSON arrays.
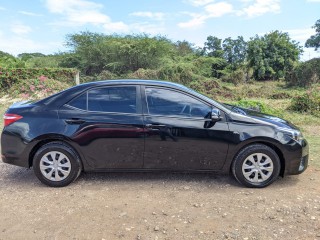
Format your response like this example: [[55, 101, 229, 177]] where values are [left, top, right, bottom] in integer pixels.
[[1, 19, 319, 87]]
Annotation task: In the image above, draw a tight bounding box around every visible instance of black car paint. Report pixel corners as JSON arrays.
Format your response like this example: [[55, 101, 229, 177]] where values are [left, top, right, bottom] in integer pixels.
[[1, 80, 308, 176]]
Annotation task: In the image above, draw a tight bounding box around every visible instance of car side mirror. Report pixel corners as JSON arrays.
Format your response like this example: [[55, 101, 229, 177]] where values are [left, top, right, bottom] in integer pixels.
[[211, 108, 221, 122]]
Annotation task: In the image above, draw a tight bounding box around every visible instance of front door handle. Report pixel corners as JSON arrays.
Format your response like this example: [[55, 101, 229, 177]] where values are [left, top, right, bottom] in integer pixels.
[[65, 118, 86, 124], [145, 124, 166, 129], [145, 124, 177, 142]]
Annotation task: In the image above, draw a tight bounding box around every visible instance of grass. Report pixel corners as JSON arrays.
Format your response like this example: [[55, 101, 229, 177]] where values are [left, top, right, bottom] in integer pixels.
[[307, 136, 320, 169]]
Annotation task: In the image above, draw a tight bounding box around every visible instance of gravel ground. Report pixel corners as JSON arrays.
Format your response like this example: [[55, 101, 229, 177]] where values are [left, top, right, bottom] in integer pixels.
[[0, 161, 320, 240]]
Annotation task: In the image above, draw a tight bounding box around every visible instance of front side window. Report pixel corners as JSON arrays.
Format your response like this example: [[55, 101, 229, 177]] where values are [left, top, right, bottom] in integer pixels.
[[88, 86, 137, 113], [145, 87, 211, 118]]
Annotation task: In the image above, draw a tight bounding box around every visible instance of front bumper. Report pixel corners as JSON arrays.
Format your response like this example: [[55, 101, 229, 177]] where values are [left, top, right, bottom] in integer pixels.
[[284, 138, 309, 175]]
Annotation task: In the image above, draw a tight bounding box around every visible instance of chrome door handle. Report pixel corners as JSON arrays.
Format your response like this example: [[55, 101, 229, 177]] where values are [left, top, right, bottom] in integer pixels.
[[145, 124, 166, 128]]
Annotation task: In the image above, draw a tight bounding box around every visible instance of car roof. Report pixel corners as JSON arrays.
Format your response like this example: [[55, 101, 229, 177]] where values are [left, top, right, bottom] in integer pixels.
[[79, 79, 189, 89]]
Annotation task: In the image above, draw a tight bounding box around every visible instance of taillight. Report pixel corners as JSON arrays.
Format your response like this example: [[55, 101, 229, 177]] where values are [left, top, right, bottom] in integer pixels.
[[3, 113, 23, 127]]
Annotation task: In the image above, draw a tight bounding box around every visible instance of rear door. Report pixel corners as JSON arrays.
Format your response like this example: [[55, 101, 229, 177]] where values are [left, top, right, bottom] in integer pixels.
[[59, 85, 145, 169], [142, 86, 230, 170]]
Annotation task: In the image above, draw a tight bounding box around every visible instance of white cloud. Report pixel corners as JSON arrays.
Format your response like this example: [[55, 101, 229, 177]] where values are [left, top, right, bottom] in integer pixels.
[[45, 0, 167, 34], [46, 0, 102, 14], [178, 2, 233, 28], [131, 22, 166, 34], [18, 11, 43, 17], [45, 0, 129, 31], [205, 2, 234, 17], [46, 0, 110, 25], [0, 31, 62, 55], [103, 22, 129, 33], [187, 0, 216, 6], [285, 28, 316, 42], [130, 12, 165, 21], [68, 11, 110, 25], [11, 23, 32, 35], [129, 11, 166, 33], [238, 0, 280, 18], [178, 14, 206, 28]]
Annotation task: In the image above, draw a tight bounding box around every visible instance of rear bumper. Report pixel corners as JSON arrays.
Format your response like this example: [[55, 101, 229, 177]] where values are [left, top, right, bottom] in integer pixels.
[[1, 131, 32, 168]]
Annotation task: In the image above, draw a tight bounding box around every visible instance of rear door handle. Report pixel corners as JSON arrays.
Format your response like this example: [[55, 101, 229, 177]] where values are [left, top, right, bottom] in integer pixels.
[[65, 118, 86, 124]]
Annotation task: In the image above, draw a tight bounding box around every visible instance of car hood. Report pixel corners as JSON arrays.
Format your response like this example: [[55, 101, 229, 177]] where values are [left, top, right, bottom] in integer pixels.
[[228, 106, 299, 130]]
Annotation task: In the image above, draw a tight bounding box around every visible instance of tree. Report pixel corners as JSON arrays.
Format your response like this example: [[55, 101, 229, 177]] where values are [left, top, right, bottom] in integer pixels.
[[305, 19, 320, 51], [64, 32, 174, 75], [174, 40, 194, 56], [0, 51, 15, 59], [203, 36, 224, 58], [0, 51, 25, 68], [17, 52, 46, 61], [222, 36, 247, 70], [247, 31, 302, 80]]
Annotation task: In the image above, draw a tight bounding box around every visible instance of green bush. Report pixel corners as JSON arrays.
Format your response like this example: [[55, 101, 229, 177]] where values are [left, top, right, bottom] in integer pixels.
[[286, 58, 320, 87], [188, 78, 220, 94], [96, 70, 119, 80], [127, 68, 159, 79], [0, 51, 26, 68], [221, 69, 246, 85], [188, 79, 239, 101], [268, 91, 292, 99], [0, 67, 77, 89], [289, 87, 320, 116], [158, 60, 199, 84], [232, 99, 283, 116], [25, 56, 61, 68]]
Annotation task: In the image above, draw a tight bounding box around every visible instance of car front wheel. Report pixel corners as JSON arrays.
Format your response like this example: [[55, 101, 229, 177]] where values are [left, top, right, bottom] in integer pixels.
[[231, 144, 281, 188], [33, 142, 82, 187]]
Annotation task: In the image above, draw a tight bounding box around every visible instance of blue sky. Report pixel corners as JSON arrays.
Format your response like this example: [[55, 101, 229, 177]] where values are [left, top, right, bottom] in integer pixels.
[[0, 0, 319, 60]]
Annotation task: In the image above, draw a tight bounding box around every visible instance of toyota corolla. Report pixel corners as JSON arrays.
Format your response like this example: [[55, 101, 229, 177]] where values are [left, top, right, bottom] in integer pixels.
[[1, 80, 308, 187]]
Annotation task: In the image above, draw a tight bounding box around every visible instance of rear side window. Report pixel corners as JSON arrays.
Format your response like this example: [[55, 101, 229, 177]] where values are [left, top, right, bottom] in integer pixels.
[[67, 92, 87, 110], [88, 86, 137, 113]]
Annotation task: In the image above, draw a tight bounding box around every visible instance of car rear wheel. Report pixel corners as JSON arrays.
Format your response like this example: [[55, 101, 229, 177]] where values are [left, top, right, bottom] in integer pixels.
[[33, 142, 82, 187], [231, 144, 281, 188]]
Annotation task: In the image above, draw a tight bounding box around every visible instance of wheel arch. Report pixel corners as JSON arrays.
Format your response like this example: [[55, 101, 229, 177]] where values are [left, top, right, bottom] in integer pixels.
[[28, 135, 84, 169], [228, 138, 286, 177]]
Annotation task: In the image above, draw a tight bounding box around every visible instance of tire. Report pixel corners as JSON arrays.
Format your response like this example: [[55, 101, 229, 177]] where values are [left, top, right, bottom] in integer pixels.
[[231, 144, 281, 188], [33, 142, 82, 187]]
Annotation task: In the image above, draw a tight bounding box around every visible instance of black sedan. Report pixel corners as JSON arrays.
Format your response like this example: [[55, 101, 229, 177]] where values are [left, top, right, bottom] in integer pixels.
[[1, 80, 308, 188]]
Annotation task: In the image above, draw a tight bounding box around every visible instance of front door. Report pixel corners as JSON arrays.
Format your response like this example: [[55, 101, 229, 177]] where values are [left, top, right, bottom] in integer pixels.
[[142, 86, 230, 170]]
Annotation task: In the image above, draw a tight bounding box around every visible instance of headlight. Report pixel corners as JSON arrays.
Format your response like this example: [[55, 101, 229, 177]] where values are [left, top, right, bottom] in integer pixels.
[[278, 128, 304, 142], [292, 131, 304, 141]]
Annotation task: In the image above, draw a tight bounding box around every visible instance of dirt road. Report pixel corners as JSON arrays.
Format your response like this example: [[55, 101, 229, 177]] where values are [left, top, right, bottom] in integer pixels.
[[0, 161, 319, 240]]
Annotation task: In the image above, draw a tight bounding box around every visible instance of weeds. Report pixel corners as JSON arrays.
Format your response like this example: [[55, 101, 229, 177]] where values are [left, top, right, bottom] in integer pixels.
[[289, 87, 320, 116]]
